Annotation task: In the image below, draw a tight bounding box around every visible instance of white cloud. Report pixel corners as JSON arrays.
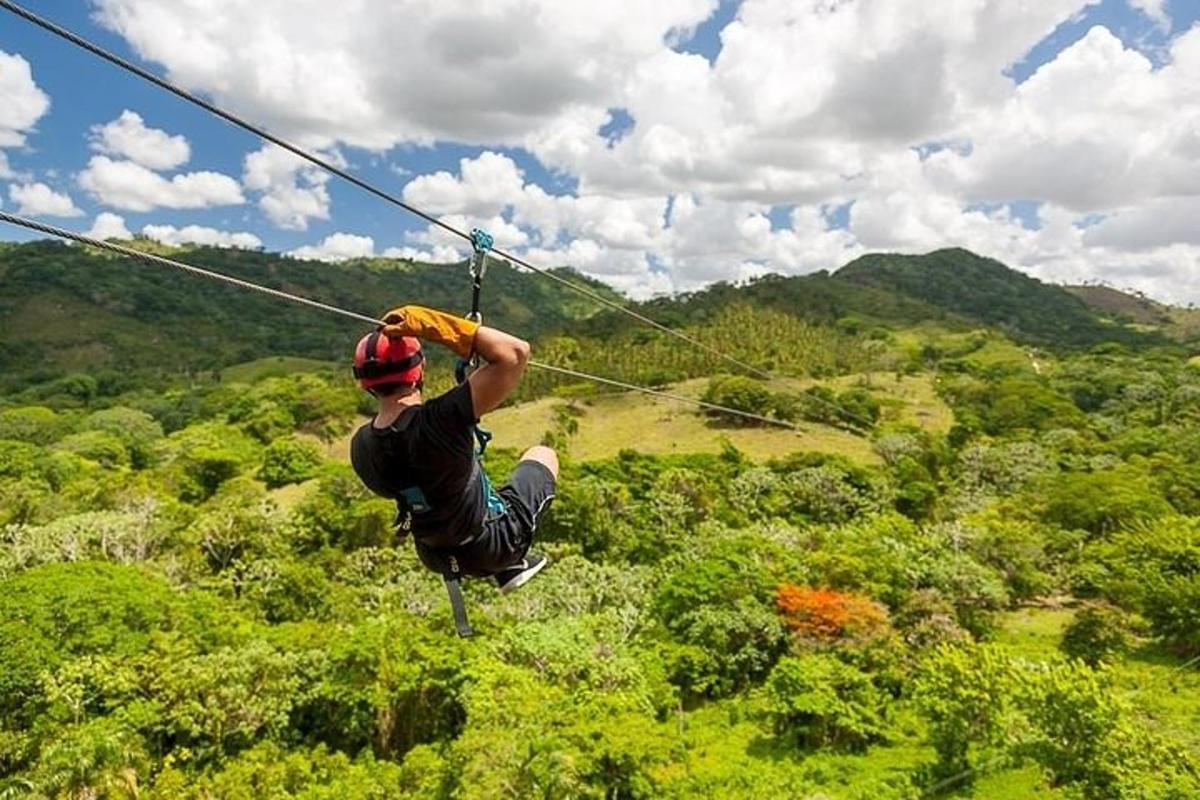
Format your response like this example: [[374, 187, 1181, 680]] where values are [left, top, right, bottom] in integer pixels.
[[90, 110, 191, 170], [91, 1, 1200, 304], [403, 151, 526, 217], [288, 232, 375, 261], [0, 151, 11, 180], [94, 0, 717, 149], [8, 182, 83, 217], [382, 244, 461, 263], [78, 155, 244, 212], [930, 26, 1200, 212], [1082, 198, 1200, 251], [242, 145, 331, 230], [142, 223, 262, 249], [0, 51, 49, 149], [85, 212, 132, 240], [1128, 0, 1169, 29]]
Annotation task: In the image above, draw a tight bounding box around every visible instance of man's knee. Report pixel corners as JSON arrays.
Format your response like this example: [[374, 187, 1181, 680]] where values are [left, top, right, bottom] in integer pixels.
[[521, 445, 559, 478]]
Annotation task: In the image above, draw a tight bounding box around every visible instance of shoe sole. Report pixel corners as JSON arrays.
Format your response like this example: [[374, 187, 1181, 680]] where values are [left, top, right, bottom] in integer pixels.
[[499, 556, 549, 594]]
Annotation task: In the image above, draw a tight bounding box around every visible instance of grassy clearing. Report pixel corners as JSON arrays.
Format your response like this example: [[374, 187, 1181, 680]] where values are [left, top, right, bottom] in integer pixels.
[[995, 606, 1200, 758], [771, 371, 955, 434], [267, 478, 317, 512], [993, 606, 1074, 659], [332, 372, 954, 465], [489, 377, 878, 463]]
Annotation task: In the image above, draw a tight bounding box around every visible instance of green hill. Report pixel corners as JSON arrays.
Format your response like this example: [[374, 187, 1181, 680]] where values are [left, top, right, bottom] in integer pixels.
[[832, 248, 1154, 347], [0, 239, 622, 392], [0, 239, 1168, 404]]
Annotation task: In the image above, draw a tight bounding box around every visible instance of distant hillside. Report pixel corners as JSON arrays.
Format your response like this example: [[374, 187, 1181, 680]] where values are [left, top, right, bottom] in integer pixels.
[[587, 247, 1155, 351], [0, 239, 622, 391], [0, 239, 1168, 399], [1064, 285, 1173, 325], [833, 248, 1152, 347]]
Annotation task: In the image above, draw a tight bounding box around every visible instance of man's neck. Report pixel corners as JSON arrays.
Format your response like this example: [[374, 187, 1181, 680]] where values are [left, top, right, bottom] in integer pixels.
[[374, 391, 422, 427]]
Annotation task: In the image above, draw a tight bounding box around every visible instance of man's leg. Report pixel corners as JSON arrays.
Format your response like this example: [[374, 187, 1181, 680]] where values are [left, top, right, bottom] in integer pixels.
[[455, 446, 558, 588], [519, 445, 559, 479], [486, 446, 558, 591]]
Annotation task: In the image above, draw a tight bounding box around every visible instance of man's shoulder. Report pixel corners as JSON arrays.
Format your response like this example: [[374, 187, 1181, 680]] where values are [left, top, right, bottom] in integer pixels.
[[421, 383, 477, 430]]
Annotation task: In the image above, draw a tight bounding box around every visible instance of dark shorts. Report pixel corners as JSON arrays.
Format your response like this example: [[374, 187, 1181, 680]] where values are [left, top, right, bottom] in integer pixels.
[[417, 459, 556, 577]]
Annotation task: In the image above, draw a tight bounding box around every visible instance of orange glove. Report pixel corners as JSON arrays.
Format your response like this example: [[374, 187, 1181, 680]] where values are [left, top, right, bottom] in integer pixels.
[[381, 305, 479, 358]]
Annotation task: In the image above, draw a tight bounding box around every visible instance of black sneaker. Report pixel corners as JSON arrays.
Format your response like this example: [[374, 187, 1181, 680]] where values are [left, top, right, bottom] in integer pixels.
[[494, 552, 548, 594]]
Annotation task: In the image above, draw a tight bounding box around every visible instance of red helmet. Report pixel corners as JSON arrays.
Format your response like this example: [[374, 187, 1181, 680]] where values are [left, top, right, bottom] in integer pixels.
[[352, 331, 424, 392]]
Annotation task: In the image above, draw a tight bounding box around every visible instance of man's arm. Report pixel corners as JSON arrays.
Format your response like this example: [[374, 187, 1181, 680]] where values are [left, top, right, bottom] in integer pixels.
[[466, 326, 531, 417], [378, 304, 529, 418]]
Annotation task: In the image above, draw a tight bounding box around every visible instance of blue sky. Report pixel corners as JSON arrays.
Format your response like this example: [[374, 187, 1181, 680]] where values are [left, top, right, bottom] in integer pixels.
[[1, 1, 1198, 302], [0, 2, 591, 253]]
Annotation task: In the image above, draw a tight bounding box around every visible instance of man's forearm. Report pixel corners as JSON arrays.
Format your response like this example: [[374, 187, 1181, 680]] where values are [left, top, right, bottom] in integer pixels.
[[466, 327, 531, 416], [475, 325, 531, 367]]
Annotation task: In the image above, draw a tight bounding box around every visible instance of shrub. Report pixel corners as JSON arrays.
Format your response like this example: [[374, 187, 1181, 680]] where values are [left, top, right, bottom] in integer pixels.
[[912, 644, 1022, 784], [701, 375, 774, 424], [1089, 517, 1200, 654], [82, 407, 163, 468], [0, 563, 177, 726], [1061, 603, 1132, 666], [0, 406, 70, 444], [665, 597, 788, 698], [155, 422, 261, 502], [54, 430, 131, 469], [290, 465, 396, 551], [1018, 659, 1200, 798], [1038, 468, 1172, 537], [766, 654, 889, 750], [259, 436, 324, 488]]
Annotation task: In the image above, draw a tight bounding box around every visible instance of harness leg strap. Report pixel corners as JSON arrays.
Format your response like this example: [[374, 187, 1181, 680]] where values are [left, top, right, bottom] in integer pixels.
[[443, 557, 474, 638]]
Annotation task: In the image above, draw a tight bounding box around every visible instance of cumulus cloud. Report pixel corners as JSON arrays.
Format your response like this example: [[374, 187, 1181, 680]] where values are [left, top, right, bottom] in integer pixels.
[[1128, 0, 1170, 30], [94, 0, 717, 149], [78, 155, 244, 212], [142, 223, 262, 249], [0, 51, 49, 149], [929, 26, 1200, 212], [381, 244, 461, 263], [403, 151, 526, 217], [85, 212, 132, 240], [90, 110, 191, 170], [288, 232, 375, 262], [242, 145, 331, 230], [7, 182, 83, 217], [92, 0, 1200, 303]]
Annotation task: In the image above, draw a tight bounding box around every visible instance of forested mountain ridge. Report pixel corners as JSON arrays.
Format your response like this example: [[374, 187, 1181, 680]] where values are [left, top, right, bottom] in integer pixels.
[[0, 239, 1168, 400], [831, 248, 1158, 347], [0, 239, 621, 392]]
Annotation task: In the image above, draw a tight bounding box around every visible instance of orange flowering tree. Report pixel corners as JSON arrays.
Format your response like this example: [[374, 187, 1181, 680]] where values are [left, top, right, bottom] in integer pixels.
[[775, 585, 889, 643]]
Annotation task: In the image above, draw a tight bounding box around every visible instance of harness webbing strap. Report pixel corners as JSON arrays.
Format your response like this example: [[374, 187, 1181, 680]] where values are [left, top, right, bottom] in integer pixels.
[[442, 556, 474, 638]]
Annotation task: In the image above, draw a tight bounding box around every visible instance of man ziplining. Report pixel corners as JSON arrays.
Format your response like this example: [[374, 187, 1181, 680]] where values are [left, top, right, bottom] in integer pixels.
[[349, 304, 558, 595]]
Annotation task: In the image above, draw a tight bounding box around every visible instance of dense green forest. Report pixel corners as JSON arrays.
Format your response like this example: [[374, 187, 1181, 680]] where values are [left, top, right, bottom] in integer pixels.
[[1, 240, 1198, 798]]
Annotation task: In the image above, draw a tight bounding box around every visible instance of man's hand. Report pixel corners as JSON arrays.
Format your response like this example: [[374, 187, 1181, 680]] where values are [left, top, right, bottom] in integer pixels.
[[380, 305, 479, 358]]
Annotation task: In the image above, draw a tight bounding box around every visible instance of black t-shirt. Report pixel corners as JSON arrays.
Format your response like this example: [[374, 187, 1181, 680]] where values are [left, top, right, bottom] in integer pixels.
[[350, 382, 483, 549]]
